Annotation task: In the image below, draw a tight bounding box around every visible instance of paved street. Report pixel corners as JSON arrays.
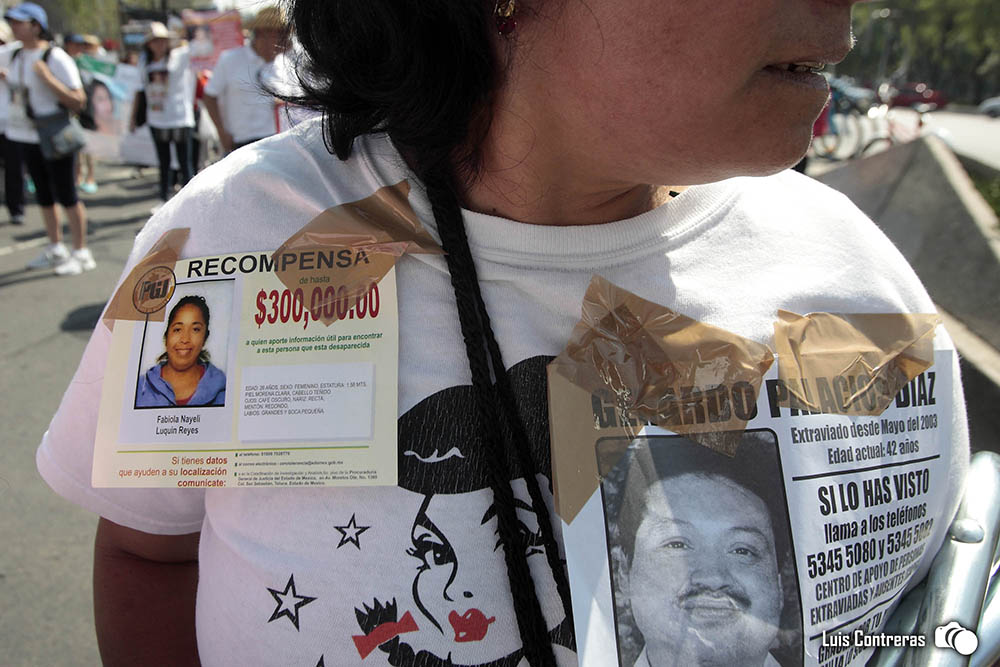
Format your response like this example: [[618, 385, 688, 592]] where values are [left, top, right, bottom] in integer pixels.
[[0, 163, 158, 665], [926, 111, 1000, 171]]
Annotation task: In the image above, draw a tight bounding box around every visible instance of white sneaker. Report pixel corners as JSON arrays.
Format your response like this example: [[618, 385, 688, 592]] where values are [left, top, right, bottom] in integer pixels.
[[55, 248, 97, 276], [27, 242, 69, 269], [74, 247, 96, 270]]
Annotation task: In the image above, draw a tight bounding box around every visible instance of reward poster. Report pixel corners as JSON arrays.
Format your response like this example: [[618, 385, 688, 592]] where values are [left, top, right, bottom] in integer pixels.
[[93, 249, 399, 489], [550, 276, 954, 667]]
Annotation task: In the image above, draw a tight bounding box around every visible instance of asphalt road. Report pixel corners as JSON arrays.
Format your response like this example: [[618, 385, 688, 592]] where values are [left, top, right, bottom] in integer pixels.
[[926, 110, 1000, 171], [0, 163, 157, 665]]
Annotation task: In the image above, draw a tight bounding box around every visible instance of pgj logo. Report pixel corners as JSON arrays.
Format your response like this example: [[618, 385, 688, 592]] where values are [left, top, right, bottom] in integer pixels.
[[934, 621, 978, 656]]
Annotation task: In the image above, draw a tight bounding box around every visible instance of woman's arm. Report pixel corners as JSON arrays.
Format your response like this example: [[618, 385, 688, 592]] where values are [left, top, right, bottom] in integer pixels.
[[200, 94, 233, 153], [171, 43, 192, 74], [129, 90, 143, 132], [93, 518, 201, 666], [32, 59, 85, 112]]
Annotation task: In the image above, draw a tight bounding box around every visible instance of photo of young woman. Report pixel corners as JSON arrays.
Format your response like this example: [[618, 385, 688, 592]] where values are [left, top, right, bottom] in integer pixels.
[[135, 294, 226, 408]]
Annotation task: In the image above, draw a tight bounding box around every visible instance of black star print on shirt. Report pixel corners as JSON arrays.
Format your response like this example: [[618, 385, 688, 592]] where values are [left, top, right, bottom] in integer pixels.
[[335, 513, 370, 549], [266, 574, 316, 631]]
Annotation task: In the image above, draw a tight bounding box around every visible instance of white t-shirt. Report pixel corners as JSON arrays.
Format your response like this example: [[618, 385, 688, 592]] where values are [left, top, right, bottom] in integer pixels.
[[36, 119, 969, 667], [5, 45, 82, 144], [0, 41, 23, 133], [142, 44, 195, 130], [203, 44, 297, 144]]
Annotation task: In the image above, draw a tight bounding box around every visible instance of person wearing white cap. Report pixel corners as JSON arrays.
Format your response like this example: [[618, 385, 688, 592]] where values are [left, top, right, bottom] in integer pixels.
[[2, 2, 94, 275], [202, 6, 296, 154], [129, 21, 195, 210]]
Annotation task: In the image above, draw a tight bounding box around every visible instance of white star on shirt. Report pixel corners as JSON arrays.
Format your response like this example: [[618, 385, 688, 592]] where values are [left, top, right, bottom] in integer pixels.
[[334, 513, 370, 550], [266, 574, 316, 631]]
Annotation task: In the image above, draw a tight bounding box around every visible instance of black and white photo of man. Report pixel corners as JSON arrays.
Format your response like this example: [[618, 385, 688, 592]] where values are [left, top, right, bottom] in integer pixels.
[[599, 430, 802, 667]]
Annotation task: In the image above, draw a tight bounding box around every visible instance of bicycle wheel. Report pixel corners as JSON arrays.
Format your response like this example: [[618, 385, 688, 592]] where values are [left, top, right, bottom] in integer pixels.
[[812, 129, 840, 159], [859, 136, 893, 158], [834, 111, 865, 159]]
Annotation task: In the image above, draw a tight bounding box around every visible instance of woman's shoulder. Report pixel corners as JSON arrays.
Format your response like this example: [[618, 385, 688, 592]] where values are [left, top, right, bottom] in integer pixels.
[[45, 47, 81, 83], [203, 362, 226, 380], [720, 169, 907, 258], [46, 46, 73, 62], [132, 119, 408, 262], [723, 169, 868, 222], [197, 363, 227, 406], [714, 169, 934, 311], [136, 364, 171, 407], [140, 363, 167, 385], [171, 43, 191, 64]]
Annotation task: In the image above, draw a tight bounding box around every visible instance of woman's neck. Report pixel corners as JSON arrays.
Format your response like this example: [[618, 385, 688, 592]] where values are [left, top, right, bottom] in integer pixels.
[[459, 84, 674, 226], [463, 170, 671, 226], [22, 37, 44, 50], [162, 363, 202, 381], [461, 118, 672, 226]]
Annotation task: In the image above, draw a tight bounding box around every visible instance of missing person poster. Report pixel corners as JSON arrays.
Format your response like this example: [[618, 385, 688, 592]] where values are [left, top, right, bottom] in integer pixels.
[[556, 349, 952, 667], [182, 9, 244, 73], [549, 276, 955, 667], [93, 250, 399, 489]]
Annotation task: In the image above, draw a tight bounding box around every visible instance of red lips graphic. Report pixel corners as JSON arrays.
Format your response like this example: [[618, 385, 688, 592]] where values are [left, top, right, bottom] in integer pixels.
[[448, 608, 496, 642]]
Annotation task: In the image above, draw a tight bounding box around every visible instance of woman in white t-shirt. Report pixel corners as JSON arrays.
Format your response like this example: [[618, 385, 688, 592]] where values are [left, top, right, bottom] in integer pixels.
[[1, 2, 93, 275], [129, 21, 195, 207], [37, 1, 971, 665]]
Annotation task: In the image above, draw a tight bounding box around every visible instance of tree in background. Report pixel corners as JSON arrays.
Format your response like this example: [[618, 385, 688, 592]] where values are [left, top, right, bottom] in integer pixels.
[[835, 0, 999, 104], [19, 0, 215, 46], [13, 0, 119, 43]]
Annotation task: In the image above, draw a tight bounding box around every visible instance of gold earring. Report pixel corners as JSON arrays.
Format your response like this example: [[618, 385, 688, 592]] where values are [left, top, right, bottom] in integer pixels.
[[495, 0, 516, 36]]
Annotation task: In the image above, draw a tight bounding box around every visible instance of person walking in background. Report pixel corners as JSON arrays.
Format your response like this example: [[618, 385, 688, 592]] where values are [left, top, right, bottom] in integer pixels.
[[0, 18, 24, 226], [2, 3, 93, 275], [130, 21, 195, 214], [63, 33, 98, 194], [81, 34, 105, 58], [202, 6, 294, 154]]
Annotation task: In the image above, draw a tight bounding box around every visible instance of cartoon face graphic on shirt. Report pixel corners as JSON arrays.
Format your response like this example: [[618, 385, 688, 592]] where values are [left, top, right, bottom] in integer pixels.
[[353, 356, 573, 667], [406, 477, 562, 661]]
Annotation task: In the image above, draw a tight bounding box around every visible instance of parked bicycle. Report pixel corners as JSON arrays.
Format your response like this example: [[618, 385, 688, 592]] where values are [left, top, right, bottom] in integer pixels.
[[858, 103, 927, 158], [812, 77, 873, 160]]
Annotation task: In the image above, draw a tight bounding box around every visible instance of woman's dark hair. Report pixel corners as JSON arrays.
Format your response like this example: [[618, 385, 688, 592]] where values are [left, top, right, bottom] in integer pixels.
[[158, 295, 211, 365], [142, 39, 173, 67], [30, 19, 52, 42], [283, 2, 569, 664]]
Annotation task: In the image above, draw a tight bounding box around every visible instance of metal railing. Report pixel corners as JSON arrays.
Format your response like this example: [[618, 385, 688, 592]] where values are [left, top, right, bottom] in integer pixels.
[[871, 451, 1000, 666]]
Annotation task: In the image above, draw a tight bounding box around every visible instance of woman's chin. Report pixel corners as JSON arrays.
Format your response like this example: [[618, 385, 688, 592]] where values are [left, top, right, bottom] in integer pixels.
[[167, 360, 198, 374]]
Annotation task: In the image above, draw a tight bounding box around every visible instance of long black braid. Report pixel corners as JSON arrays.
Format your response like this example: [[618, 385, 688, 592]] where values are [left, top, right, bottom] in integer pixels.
[[283, 1, 572, 663], [426, 180, 576, 637], [425, 171, 556, 666]]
